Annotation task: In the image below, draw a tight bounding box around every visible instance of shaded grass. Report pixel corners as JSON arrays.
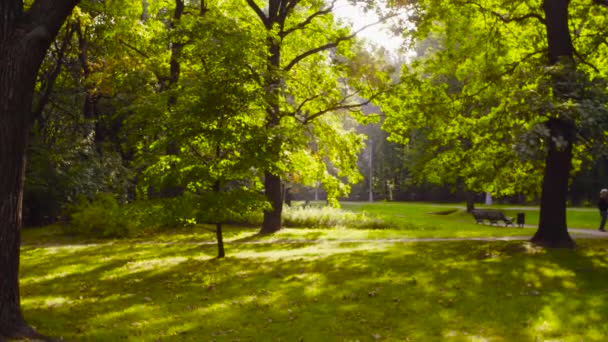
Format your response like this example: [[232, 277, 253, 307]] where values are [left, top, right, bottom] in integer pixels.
[[19, 237, 608, 341]]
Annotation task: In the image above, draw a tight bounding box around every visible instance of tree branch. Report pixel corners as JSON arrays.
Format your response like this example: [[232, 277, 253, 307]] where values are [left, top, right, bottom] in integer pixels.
[[573, 48, 600, 73], [464, 1, 545, 24], [118, 38, 151, 59], [289, 94, 322, 118], [280, 0, 336, 38], [283, 15, 396, 72], [246, 0, 270, 28], [301, 87, 392, 124], [24, 0, 81, 46], [32, 23, 75, 121]]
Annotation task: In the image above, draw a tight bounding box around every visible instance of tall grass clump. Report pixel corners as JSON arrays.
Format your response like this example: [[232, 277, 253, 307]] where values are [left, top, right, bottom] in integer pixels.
[[282, 205, 391, 229]]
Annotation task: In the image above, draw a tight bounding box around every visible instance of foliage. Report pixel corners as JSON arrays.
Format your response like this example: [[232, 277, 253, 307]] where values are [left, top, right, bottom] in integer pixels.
[[25, 126, 132, 226], [382, 0, 608, 198], [64, 193, 137, 238]]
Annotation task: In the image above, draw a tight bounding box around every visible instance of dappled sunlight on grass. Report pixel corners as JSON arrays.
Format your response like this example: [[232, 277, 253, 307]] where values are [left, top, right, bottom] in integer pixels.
[[18, 220, 608, 340], [104, 256, 189, 279]]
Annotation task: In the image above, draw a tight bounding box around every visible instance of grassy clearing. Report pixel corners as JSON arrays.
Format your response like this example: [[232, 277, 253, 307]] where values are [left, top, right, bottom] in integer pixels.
[[340, 201, 602, 231], [18, 201, 608, 341], [20, 236, 608, 341]]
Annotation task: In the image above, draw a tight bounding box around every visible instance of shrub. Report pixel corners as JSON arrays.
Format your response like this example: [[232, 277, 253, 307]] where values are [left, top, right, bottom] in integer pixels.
[[65, 193, 137, 238]]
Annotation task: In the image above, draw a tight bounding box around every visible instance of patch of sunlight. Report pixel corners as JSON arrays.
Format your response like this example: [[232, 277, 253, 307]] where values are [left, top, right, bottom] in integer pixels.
[[96, 303, 160, 323], [233, 241, 391, 261], [22, 296, 72, 308], [443, 330, 489, 340], [520, 267, 542, 286], [31, 245, 103, 255], [303, 285, 325, 298], [560, 279, 577, 289], [570, 308, 599, 325], [587, 295, 606, 309], [21, 262, 101, 285], [591, 257, 608, 269], [538, 265, 576, 278], [101, 256, 188, 279], [586, 327, 607, 340], [194, 301, 230, 315], [531, 307, 561, 335]]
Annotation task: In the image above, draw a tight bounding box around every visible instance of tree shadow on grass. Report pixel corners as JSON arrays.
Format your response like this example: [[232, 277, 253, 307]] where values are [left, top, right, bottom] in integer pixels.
[[19, 238, 608, 341]]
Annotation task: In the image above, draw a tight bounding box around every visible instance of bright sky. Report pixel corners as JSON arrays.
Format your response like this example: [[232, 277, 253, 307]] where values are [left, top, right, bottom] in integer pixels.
[[332, 0, 406, 55]]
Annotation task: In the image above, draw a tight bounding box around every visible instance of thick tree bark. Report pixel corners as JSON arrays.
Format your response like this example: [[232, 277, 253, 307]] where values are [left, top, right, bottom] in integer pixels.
[[260, 25, 284, 233], [0, 0, 80, 338], [532, 119, 575, 247], [261, 171, 283, 233], [531, 0, 575, 247]]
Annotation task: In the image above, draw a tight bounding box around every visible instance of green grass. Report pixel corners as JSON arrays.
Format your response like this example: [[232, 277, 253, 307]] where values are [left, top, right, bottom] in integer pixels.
[[339, 201, 602, 232], [17, 201, 608, 341]]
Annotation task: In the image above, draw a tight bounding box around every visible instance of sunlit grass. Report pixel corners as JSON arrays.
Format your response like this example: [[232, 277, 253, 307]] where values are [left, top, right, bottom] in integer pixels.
[[17, 201, 608, 340], [19, 235, 608, 341], [340, 201, 602, 231]]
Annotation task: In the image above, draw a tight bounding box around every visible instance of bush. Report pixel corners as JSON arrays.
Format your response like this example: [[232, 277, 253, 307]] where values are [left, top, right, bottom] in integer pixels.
[[65, 193, 137, 238], [282, 205, 389, 229]]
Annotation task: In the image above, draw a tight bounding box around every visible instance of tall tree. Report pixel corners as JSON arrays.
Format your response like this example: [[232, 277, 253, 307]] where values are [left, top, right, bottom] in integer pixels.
[[0, 0, 80, 338], [531, 0, 576, 247], [384, 0, 608, 247], [246, 0, 389, 233]]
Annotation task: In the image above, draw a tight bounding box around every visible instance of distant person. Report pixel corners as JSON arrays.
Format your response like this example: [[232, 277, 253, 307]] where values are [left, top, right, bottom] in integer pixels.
[[598, 189, 608, 232]]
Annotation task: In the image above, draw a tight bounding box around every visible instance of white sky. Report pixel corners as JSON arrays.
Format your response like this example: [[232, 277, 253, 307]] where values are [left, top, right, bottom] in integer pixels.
[[332, 0, 406, 55]]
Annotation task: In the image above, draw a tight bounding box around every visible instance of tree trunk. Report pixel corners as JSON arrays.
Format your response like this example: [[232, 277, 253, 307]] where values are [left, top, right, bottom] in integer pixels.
[[0, 0, 80, 337], [212, 180, 225, 258], [465, 191, 475, 213], [160, 0, 185, 199], [260, 27, 284, 233], [0, 111, 37, 339], [531, 0, 575, 247], [531, 119, 575, 248], [215, 223, 225, 258], [261, 171, 283, 233]]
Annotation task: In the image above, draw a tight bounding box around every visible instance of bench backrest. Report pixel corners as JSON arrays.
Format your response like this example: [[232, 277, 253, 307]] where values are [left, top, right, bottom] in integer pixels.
[[472, 210, 506, 219]]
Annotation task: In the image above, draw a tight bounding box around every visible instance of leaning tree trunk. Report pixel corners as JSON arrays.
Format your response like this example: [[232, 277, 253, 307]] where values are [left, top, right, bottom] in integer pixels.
[[0, 0, 80, 338], [531, 0, 575, 247]]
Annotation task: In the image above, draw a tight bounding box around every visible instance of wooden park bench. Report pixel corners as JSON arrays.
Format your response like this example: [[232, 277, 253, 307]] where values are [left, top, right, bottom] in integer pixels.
[[471, 209, 514, 227]]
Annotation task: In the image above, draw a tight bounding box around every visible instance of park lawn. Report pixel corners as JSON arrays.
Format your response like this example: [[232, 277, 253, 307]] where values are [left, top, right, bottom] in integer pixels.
[[339, 201, 602, 231], [18, 234, 608, 341]]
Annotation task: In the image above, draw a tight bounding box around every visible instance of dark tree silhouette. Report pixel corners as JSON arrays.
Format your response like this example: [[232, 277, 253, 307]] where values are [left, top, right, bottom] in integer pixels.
[[0, 0, 79, 338]]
